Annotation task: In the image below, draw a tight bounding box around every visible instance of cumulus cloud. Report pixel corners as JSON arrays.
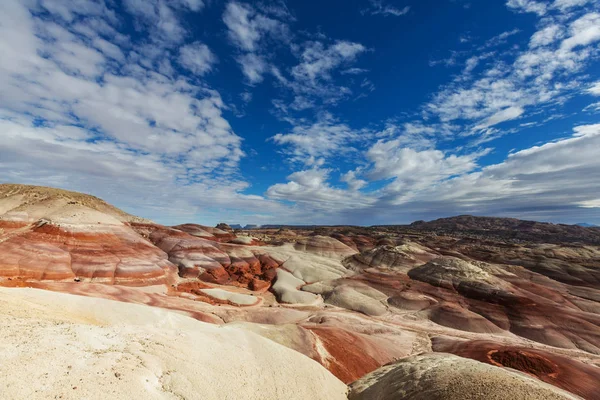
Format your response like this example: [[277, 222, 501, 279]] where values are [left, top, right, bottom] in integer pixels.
[[223, 1, 287, 51], [553, 0, 593, 11], [267, 169, 373, 211], [223, 1, 289, 84], [506, 0, 548, 16], [221, 1, 369, 108], [271, 114, 367, 165], [178, 42, 217, 76], [124, 0, 203, 44], [4, 0, 600, 227], [588, 81, 600, 95], [292, 41, 366, 82], [366, 140, 488, 193], [237, 53, 269, 84], [529, 24, 564, 48]]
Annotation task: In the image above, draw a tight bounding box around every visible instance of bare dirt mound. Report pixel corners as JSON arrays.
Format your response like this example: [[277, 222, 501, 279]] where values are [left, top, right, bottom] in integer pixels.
[[433, 337, 600, 399], [348, 353, 580, 400]]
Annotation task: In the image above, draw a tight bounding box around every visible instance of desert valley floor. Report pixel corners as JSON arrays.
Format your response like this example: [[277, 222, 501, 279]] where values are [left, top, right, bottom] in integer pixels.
[[1, 184, 599, 399]]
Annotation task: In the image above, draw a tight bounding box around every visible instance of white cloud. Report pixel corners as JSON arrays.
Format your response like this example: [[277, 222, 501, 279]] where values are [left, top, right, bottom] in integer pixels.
[[267, 40, 368, 107], [237, 53, 268, 84], [240, 91, 253, 103], [367, 123, 600, 221], [364, 1, 410, 17], [583, 101, 600, 112], [223, 2, 287, 52], [222, 1, 289, 84], [588, 81, 600, 95], [341, 68, 369, 75], [267, 169, 373, 211], [39, 0, 118, 23], [93, 37, 126, 62], [579, 199, 600, 208], [223, 2, 263, 51], [506, 0, 548, 16], [560, 12, 600, 51], [474, 106, 525, 131], [553, 0, 593, 11], [178, 41, 217, 76], [271, 114, 366, 165], [124, 0, 203, 44], [292, 41, 366, 82], [267, 123, 600, 223], [366, 140, 488, 192], [341, 170, 367, 191], [529, 24, 564, 48]]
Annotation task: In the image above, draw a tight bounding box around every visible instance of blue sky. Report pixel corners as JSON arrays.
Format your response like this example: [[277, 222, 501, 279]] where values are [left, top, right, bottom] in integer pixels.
[[1, 0, 600, 226]]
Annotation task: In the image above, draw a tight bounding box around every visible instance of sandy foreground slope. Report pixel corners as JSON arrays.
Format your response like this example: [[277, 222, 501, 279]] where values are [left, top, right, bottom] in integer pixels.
[[0, 287, 347, 400]]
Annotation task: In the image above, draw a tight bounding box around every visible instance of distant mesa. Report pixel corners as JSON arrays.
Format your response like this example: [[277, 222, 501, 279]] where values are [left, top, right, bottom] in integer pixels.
[[222, 223, 260, 230], [215, 223, 233, 231]]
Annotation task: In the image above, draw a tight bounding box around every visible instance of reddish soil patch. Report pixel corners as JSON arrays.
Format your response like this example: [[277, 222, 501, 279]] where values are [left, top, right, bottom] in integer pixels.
[[307, 326, 383, 384], [488, 349, 558, 377]]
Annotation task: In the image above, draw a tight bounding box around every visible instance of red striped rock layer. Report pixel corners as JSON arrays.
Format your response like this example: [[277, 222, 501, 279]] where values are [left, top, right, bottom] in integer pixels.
[[0, 220, 176, 285], [131, 223, 279, 291]]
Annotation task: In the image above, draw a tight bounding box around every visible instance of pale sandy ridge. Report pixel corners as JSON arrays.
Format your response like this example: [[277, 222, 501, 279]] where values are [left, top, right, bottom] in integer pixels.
[[0, 287, 347, 400], [0, 183, 149, 224]]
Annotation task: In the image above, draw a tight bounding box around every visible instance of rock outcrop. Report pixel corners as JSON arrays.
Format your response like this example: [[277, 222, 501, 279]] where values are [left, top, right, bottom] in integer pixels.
[[0, 185, 176, 285]]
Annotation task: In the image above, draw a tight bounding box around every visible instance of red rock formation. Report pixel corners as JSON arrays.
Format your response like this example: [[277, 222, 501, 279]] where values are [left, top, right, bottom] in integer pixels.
[[174, 223, 236, 242], [330, 233, 376, 252], [294, 235, 357, 258], [306, 326, 390, 384], [131, 223, 280, 290], [0, 220, 177, 285]]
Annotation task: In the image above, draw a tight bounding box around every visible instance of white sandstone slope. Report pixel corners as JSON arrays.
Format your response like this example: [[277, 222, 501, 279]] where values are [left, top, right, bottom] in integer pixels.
[[0, 287, 347, 400]]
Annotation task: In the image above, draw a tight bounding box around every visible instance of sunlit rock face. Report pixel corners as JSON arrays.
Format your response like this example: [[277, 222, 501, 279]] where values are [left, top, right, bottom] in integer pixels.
[[0, 184, 176, 285], [131, 223, 280, 290], [2, 184, 600, 399]]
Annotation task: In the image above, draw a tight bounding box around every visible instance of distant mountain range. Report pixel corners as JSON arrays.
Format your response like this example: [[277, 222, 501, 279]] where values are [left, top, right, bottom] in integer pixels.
[[228, 224, 261, 230], [396, 215, 600, 245], [575, 223, 598, 227]]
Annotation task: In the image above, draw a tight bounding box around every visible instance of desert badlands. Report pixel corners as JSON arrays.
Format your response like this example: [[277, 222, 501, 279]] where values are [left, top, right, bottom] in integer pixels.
[[1, 183, 600, 399]]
